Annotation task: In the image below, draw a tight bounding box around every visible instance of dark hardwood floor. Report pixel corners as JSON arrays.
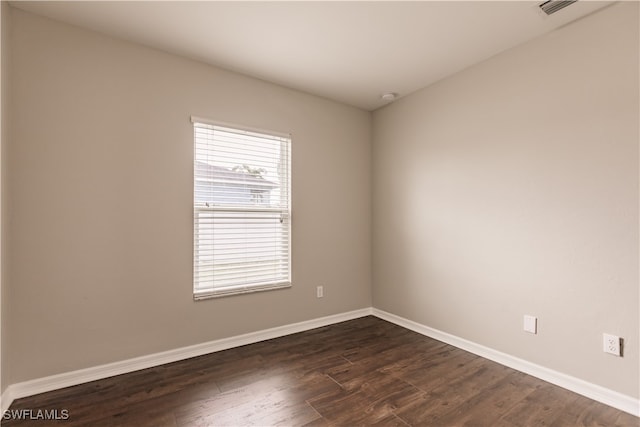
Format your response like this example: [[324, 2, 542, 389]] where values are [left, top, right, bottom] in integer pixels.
[[3, 316, 638, 426]]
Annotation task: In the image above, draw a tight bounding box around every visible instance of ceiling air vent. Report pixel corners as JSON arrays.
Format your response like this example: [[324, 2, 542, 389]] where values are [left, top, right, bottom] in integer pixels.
[[539, 0, 577, 15]]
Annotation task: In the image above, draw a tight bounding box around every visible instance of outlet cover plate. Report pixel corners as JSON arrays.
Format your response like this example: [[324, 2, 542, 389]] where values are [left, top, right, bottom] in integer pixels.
[[603, 333, 621, 356], [524, 315, 537, 334]]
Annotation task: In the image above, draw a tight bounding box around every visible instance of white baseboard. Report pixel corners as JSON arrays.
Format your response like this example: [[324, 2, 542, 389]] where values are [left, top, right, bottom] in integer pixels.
[[0, 307, 373, 413], [372, 308, 640, 417], [0, 386, 14, 414]]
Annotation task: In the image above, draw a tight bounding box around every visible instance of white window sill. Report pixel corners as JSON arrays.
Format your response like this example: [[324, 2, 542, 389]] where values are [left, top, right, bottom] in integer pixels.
[[194, 282, 292, 300]]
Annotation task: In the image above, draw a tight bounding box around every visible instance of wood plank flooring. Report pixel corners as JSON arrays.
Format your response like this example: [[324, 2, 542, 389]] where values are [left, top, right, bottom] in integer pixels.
[[3, 316, 638, 426]]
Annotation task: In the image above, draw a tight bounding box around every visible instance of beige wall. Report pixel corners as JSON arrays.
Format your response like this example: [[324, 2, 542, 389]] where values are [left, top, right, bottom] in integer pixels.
[[0, 0, 9, 396], [373, 2, 639, 398], [6, 9, 371, 384]]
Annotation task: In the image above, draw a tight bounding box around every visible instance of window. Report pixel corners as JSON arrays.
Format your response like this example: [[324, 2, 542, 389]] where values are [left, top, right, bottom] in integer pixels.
[[192, 117, 291, 299]]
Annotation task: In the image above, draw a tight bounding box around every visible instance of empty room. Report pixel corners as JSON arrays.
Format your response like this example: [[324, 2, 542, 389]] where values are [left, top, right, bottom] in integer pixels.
[[0, 0, 638, 425]]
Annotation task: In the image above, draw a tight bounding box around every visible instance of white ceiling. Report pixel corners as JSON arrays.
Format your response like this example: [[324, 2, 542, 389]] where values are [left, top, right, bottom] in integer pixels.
[[10, 1, 613, 111]]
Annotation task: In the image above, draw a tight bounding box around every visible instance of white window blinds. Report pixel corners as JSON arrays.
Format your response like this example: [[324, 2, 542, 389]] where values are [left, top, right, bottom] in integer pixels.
[[192, 118, 291, 299]]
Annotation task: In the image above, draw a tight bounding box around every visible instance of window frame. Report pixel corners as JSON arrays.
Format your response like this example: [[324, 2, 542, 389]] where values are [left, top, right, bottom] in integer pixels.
[[191, 116, 292, 300]]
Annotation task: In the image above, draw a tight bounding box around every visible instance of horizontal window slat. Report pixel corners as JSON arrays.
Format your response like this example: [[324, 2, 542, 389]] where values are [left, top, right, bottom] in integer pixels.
[[192, 120, 290, 140], [196, 274, 289, 286], [195, 220, 289, 226], [194, 282, 292, 299], [195, 148, 283, 162], [195, 273, 290, 284], [196, 272, 290, 282], [195, 263, 289, 274], [196, 269, 290, 282], [195, 259, 289, 265], [194, 246, 290, 254]]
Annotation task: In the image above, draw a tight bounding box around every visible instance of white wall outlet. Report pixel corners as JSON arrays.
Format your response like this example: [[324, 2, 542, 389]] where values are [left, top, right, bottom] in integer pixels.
[[523, 315, 537, 334], [603, 333, 621, 356], [316, 285, 324, 298]]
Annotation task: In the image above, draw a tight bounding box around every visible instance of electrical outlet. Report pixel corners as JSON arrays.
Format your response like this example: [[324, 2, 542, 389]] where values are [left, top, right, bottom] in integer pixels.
[[316, 286, 324, 298], [523, 315, 537, 334], [603, 333, 621, 356]]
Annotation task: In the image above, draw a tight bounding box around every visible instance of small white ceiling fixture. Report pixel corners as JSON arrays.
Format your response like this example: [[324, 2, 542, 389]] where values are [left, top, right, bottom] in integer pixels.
[[10, 1, 614, 111], [381, 93, 397, 102]]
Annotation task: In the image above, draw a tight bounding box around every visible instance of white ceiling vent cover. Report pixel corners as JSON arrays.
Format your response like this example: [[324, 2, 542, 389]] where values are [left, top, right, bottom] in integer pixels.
[[539, 0, 578, 15]]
